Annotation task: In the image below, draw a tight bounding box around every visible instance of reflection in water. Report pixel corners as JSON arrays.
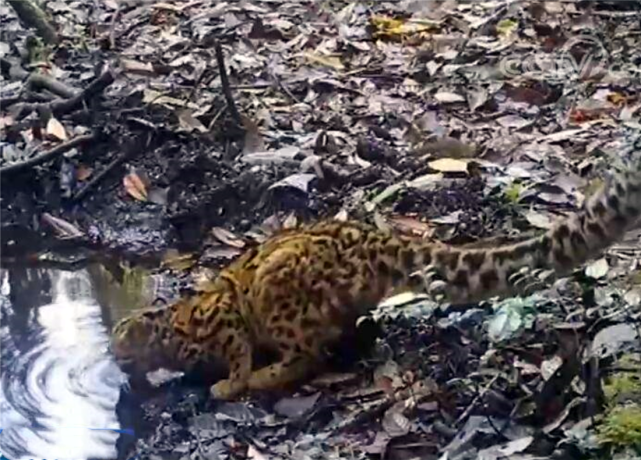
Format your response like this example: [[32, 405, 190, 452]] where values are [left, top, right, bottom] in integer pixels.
[[0, 268, 128, 460]]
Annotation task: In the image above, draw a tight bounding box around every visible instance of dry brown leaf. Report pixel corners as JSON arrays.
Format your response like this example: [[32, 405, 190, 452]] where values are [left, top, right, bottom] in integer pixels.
[[123, 171, 148, 201], [41, 213, 84, 239], [370, 15, 437, 41], [607, 91, 628, 106], [211, 227, 246, 248], [177, 109, 208, 133], [121, 58, 155, 76], [161, 249, 197, 271], [428, 158, 469, 173], [46, 117, 67, 141], [387, 215, 432, 236], [143, 89, 199, 110], [303, 51, 345, 70]]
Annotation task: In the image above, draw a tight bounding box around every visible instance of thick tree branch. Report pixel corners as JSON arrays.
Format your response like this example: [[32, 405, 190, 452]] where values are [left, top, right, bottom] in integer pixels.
[[6, 0, 58, 45]]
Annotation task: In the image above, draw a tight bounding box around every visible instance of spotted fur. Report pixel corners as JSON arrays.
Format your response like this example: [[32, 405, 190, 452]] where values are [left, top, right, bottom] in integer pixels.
[[111, 148, 641, 400]]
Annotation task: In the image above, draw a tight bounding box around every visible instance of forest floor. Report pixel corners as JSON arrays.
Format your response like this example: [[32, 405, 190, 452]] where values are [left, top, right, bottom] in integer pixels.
[[2, 0, 641, 459]]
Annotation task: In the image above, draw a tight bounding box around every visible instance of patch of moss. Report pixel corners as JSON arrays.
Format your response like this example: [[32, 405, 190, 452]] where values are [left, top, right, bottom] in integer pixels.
[[597, 404, 641, 452], [503, 182, 522, 203], [604, 371, 641, 405]]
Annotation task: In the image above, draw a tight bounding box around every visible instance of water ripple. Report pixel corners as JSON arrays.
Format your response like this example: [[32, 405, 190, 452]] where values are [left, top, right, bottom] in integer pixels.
[[0, 269, 128, 460]]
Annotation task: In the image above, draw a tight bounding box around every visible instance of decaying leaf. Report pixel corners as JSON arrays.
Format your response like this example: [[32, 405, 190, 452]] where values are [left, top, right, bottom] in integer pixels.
[[121, 58, 155, 76], [387, 215, 432, 235], [143, 89, 199, 110], [476, 435, 533, 459], [588, 324, 639, 360], [369, 15, 437, 41], [273, 392, 320, 418], [374, 360, 404, 394], [406, 173, 444, 190], [161, 249, 197, 271], [269, 173, 316, 193], [467, 86, 489, 112], [524, 209, 554, 229], [541, 355, 563, 381], [41, 213, 84, 239], [211, 227, 246, 249], [434, 91, 466, 103], [382, 402, 411, 437], [177, 109, 208, 133], [303, 51, 345, 70]]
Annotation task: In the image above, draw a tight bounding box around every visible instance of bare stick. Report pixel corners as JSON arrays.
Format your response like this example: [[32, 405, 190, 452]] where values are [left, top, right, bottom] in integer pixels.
[[50, 68, 115, 114], [26, 73, 79, 99], [213, 40, 243, 128], [11, 68, 116, 119], [0, 133, 96, 176], [6, 0, 58, 45], [71, 150, 127, 202], [108, 3, 122, 50]]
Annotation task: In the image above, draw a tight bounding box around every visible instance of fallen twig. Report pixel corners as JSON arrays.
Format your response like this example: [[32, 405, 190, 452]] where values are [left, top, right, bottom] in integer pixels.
[[71, 150, 127, 201], [107, 2, 122, 50], [72, 131, 150, 201], [11, 68, 116, 120], [26, 73, 79, 99], [0, 58, 77, 108], [0, 133, 96, 176], [213, 40, 244, 129]]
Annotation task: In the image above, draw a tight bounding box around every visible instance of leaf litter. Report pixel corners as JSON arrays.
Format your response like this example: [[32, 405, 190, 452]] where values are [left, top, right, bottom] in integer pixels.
[[2, 0, 641, 459]]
